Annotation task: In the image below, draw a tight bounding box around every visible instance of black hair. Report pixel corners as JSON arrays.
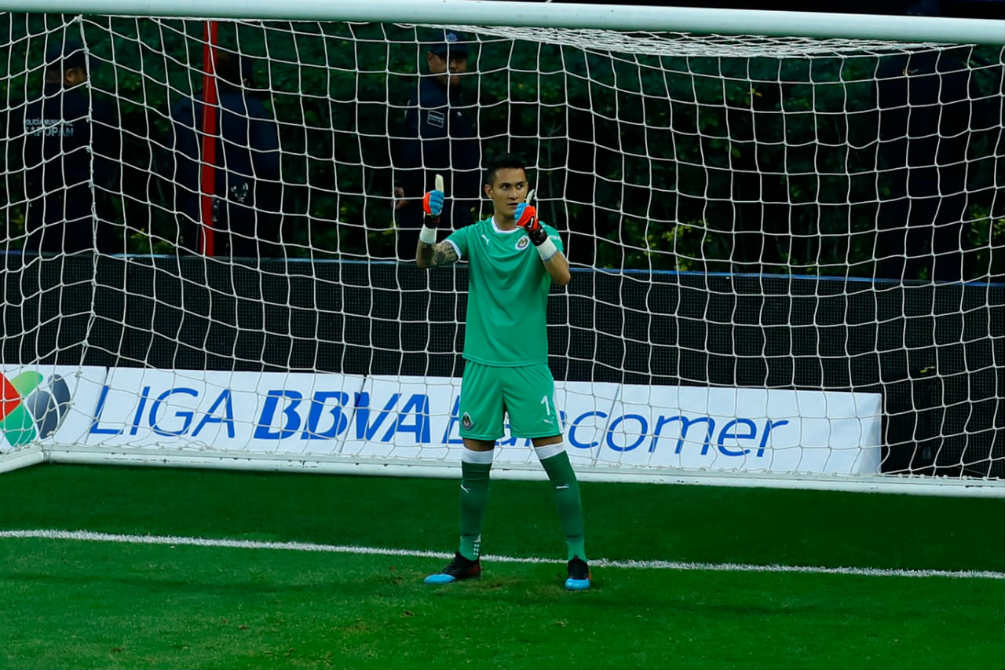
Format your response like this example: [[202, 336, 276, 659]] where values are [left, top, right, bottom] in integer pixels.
[[427, 29, 470, 57], [483, 153, 528, 186], [44, 39, 87, 75], [215, 51, 252, 90]]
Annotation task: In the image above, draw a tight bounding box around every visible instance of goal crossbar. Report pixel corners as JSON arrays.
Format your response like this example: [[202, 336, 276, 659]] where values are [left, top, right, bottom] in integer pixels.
[[0, 0, 1003, 44]]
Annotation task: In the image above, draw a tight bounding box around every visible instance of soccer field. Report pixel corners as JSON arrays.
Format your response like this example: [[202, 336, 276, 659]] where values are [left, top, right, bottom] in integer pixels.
[[0, 464, 1001, 668]]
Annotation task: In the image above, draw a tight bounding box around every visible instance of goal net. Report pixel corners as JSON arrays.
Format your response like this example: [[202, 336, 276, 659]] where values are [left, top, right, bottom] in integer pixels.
[[1, 9, 1002, 493]]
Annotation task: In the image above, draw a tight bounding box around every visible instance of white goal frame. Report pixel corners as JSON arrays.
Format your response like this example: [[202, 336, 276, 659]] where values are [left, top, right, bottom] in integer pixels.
[[0, 0, 1002, 44], [0, 1, 1002, 497]]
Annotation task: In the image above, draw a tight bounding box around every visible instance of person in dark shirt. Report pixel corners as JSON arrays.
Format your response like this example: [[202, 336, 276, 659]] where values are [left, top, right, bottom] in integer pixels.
[[170, 51, 282, 259], [393, 30, 481, 261], [19, 39, 121, 254]]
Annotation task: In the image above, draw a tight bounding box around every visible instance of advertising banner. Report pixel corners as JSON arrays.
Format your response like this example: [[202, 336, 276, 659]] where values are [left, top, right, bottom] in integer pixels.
[[0, 366, 106, 453], [61, 368, 882, 475]]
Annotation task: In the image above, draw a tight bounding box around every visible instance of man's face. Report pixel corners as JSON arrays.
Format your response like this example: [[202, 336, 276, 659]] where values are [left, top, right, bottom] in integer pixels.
[[44, 66, 86, 88], [426, 50, 467, 90], [63, 67, 86, 87], [484, 167, 529, 219]]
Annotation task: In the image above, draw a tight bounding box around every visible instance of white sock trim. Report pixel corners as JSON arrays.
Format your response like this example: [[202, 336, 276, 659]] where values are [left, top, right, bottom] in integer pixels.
[[461, 447, 494, 465], [534, 443, 565, 461]]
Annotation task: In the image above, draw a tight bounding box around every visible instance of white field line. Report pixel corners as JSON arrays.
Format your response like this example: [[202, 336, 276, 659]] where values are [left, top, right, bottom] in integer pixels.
[[2, 529, 1002, 580]]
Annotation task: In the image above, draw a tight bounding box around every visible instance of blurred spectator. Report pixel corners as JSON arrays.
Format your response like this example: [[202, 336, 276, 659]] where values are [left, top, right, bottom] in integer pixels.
[[170, 51, 282, 259], [18, 38, 121, 254], [392, 30, 481, 261]]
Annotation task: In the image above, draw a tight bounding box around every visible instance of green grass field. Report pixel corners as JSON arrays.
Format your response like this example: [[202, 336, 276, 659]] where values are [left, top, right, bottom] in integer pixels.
[[1, 464, 1002, 669]]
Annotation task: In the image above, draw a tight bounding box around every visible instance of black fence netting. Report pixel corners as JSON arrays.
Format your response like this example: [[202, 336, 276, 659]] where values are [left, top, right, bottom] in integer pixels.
[[2, 254, 1001, 477]]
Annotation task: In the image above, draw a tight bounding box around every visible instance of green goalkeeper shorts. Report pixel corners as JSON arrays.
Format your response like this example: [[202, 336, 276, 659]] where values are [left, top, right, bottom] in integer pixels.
[[458, 361, 560, 441]]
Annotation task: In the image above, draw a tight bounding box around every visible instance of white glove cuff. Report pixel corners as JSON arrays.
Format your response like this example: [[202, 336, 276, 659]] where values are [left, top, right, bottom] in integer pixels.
[[419, 225, 437, 245], [536, 237, 558, 262]]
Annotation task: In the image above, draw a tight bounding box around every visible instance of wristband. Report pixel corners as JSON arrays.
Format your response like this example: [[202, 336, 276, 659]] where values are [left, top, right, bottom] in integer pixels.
[[536, 236, 558, 262], [419, 225, 437, 245]]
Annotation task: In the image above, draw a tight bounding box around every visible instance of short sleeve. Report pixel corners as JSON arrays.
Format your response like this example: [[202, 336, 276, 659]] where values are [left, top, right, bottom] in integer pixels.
[[445, 225, 470, 260]]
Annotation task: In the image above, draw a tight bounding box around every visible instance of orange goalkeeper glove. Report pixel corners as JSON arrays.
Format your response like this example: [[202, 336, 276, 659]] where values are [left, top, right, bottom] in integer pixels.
[[514, 202, 547, 246]]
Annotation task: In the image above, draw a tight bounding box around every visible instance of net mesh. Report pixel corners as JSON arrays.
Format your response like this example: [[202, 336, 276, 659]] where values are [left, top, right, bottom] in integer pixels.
[[1, 12, 1001, 483]]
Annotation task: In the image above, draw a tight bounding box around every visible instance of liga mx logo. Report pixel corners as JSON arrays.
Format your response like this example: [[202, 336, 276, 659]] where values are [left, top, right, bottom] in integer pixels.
[[0, 371, 71, 449]]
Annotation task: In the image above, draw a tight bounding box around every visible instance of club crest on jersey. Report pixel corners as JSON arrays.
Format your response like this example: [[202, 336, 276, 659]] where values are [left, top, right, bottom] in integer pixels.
[[462, 412, 473, 429], [516, 236, 530, 251]]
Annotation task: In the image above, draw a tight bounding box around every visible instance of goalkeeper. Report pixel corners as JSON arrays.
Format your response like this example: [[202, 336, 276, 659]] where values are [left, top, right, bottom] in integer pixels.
[[416, 154, 589, 591]]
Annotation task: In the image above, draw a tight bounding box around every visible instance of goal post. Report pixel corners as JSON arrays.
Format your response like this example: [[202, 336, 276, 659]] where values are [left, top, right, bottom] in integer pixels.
[[0, 2, 1002, 496]]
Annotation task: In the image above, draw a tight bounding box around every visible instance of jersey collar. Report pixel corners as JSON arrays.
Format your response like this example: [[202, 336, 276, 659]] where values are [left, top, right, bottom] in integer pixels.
[[490, 216, 520, 234]]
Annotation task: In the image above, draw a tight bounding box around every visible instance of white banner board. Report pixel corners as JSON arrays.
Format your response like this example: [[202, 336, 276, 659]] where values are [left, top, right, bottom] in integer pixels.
[[22, 367, 882, 476]]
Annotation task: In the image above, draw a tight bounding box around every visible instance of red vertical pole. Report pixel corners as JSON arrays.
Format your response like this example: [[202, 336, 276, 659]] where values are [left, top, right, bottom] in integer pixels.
[[199, 20, 219, 257]]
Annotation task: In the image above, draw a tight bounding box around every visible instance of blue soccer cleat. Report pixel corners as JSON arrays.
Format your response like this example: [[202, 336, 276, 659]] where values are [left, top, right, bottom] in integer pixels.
[[565, 557, 591, 591], [424, 551, 481, 584]]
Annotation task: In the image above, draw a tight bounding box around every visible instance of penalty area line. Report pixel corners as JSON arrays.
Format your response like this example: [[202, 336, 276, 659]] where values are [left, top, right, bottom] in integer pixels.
[[2, 529, 1002, 581]]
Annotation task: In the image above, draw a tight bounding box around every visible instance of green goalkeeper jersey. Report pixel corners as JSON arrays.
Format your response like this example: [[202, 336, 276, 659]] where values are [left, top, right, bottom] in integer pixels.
[[445, 216, 564, 367]]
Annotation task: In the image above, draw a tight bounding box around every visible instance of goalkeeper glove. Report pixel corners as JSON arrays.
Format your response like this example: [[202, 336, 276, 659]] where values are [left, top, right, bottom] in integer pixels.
[[423, 189, 444, 219], [515, 203, 547, 246]]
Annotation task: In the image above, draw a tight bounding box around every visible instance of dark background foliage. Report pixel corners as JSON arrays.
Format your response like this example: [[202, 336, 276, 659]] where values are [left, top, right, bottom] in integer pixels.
[[1, 12, 1002, 280]]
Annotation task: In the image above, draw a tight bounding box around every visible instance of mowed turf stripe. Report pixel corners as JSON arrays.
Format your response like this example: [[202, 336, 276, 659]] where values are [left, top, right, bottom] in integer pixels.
[[3, 528, 1002, 580]]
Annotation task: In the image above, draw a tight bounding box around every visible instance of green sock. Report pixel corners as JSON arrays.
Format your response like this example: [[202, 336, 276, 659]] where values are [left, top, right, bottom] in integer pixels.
[[539, 450, 587, 561], [458, 459, 491, 560]]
